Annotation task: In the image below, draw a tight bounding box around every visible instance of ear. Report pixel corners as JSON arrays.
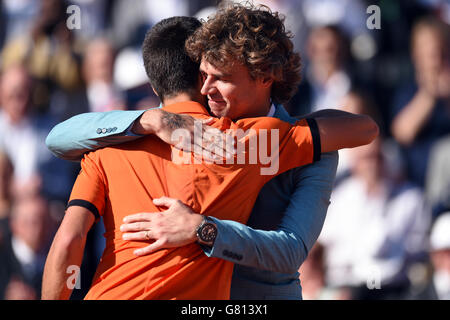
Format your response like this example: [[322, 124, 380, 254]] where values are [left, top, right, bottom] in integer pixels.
[[151, 86, 159, 97], [260, 76, 273, 88]]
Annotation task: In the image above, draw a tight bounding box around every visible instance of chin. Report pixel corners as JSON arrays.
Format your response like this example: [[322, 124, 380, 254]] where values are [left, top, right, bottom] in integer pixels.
[[209, 104, 229, 118], [210, 109, 226, 118]]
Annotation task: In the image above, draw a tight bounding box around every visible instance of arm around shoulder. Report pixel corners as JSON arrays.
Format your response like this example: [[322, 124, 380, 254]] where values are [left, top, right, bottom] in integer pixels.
[[314, 111, 379, 153]]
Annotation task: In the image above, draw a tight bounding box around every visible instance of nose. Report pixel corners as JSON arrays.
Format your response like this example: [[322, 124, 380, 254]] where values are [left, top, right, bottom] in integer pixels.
[[200, 76, 216, 96]]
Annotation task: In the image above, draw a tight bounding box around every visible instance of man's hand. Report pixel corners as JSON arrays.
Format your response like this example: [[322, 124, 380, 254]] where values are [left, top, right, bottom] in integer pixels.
[[132, 109, 235, 161], [120, 197, 204, 256]]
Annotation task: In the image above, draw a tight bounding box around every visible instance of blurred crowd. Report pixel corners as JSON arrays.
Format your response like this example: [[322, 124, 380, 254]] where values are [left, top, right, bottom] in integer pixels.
[[0, 0, 449, 300]]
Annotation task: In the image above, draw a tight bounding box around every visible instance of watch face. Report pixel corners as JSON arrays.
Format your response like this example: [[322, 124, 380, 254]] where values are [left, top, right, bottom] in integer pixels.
[[199, 223, 217, 242]]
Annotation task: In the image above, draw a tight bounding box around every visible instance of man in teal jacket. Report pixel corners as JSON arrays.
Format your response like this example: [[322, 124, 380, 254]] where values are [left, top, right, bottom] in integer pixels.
[[46, 13, 339, 299]]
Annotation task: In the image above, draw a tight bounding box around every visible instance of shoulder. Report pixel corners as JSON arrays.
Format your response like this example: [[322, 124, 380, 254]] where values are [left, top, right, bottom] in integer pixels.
[[235, 116, 292, 130]]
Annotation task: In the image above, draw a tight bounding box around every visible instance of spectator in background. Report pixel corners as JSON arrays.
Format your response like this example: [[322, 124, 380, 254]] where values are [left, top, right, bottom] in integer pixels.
[[299, 243, 355, 300], [245, 0, 306, 51], [408, 212, 450, 300], [0, 65, 42, 192], [298, 243, 326, 300], [318, 130, 429, 299], [298, 0, 367, 42], [299, 243, 352, 300], [82, 38, 125, 113], [0, 152, 12, 266], [1, 0, 82, 114], [0, 64, 75, 202], [391, 17, 450, 188], [68, 0, 112, 45], [426, 134, 450, 219], [0, 152, 12, 221], [0, 195, 55, 299], [334, 90, 404, 184], [51, 37, 125, 124], [107, 0, 199, 108], [3, 277, 38, 300], [109, 0, 190, 50], [287, 25, 351, 116], [333, 91, 383, 181], [0, 0, 40, 51], [0, 152, 13, 296]]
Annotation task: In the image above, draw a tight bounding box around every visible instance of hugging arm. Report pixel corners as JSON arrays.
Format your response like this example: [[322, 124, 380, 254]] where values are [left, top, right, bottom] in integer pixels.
[[304, 109, 379, 153], [203, 151, 338, 273], [45, 108, 228, 161], [45, 110, 147, 161], [121, 152, 338, 274]]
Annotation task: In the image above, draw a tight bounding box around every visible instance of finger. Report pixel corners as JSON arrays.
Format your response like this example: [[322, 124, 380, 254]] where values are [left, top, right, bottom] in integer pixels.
[[193, 151, 206, 163], [123, 212, 153, 223], [122, 230, 153, 241], [197, 133, 225, 157], [203, 128, 227, 146], [191, 141, 229, 164], [153, 196, 178, 208], [225, 133, 237, 155], [201, 151, 219, 164], [134, 239, 167, 256], [119, 222, 150, 232], [204, 130, 236, 158], [203, 143, 225, 160]]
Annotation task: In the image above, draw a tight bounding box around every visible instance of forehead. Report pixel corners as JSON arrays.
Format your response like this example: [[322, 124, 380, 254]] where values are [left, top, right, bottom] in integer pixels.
[[199, 59, 251, 79]]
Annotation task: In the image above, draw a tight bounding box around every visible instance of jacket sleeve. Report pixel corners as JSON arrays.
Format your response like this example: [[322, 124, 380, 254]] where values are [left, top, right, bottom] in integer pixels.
[[45, 110, 147, 161], [203, 151, 338, 274]]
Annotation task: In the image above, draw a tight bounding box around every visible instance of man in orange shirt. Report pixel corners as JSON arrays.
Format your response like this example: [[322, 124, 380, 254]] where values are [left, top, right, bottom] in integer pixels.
[[42, 10, 378, 300]]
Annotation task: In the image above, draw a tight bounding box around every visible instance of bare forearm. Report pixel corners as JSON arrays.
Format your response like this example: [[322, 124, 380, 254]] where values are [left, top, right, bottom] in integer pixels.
[[42, 233, 86, 300], [391, 89, 436, 145], [315, 113, 379, 153], [131, 108, 189, 135], [131, 109, 161, 135]]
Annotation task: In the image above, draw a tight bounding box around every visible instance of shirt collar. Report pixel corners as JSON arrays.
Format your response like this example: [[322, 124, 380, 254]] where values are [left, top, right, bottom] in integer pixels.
[[162, 100, 278, 119], [266, 103, 276, 117], [162, 101, 210, 116]]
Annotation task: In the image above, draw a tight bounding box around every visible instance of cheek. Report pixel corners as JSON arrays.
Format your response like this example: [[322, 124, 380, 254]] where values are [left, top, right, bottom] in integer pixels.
[[215, 84, 233, 104]]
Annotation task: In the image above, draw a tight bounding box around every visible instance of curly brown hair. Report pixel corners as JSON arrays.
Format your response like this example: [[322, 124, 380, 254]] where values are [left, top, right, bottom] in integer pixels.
[[185, 3, 301, 105]]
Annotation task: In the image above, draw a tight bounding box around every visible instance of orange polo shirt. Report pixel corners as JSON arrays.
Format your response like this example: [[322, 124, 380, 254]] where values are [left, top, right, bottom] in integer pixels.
[[68, 101, 320, 300]]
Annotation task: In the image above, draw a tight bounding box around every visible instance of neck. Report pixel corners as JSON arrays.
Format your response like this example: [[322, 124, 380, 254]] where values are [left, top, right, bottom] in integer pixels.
[[161, 92, 205, 107], [235, 98, 272, 121]]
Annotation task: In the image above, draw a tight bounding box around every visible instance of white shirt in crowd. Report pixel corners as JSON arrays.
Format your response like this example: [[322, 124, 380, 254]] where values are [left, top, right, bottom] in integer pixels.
[[318, 176, 429, 288], [0, 111, 42, 183]]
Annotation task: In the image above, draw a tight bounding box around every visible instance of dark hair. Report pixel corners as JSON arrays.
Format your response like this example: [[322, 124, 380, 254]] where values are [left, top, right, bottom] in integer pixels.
[[185, 3, 301, 104], [142, 16, 202, 100]]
